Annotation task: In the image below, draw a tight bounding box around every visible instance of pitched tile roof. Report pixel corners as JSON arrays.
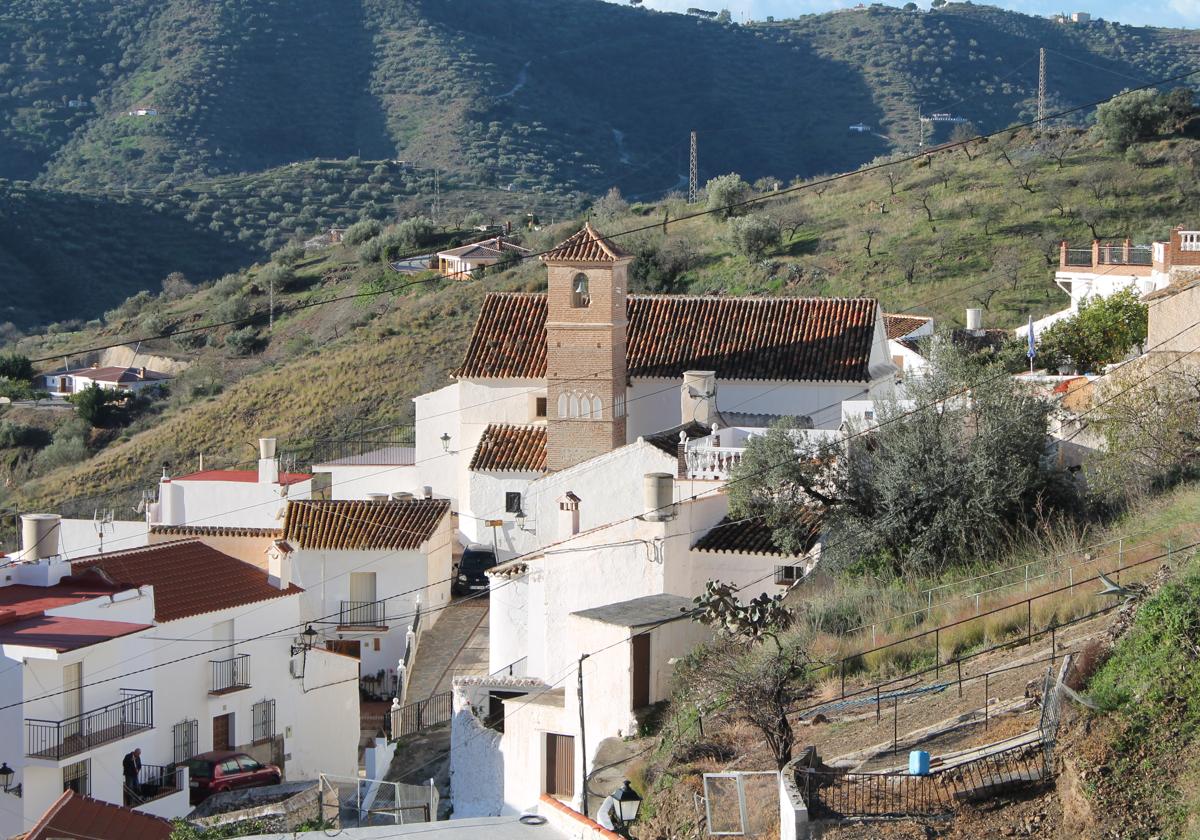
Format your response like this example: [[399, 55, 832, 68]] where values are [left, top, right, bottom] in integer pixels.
[[282, 498, 451, 550], [150, 524, 282, 538], [883, 313, 933, 340], [72, 540, 301, 622], [457, 293, 879, 383], [692, 515, 819, 557], [438, 237, 532, 260], [469, 424, 548, 472], [26, 790, 172, 840], [456, 293, 548, 379], [541, 222, 630, 263]]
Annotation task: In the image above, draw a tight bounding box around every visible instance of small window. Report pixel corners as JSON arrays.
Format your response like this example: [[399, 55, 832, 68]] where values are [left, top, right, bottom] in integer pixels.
[[571, 273, 590, 308], [505, 492, 523, 514], [535, 397, 547, 418], [63, 759, 90, 795], [174, 718, 199, 764], [614, 392, 626, 418], [252, 699, 276, 743]]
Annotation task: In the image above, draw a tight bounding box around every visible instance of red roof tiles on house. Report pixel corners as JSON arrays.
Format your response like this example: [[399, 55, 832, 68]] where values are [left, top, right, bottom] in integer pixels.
[[25, 790, 173, 840], [149, 524, 282, 539], [0, 615, 152, 653], [692, 515, 819, 557], [173, 469, 311, 485], [282, 498, 451, 551], [541, 222, 630, 263], [469, 424, 548, 472], [72, 541, 301, 622], [456, 293, 879, 383], [883, 313, 932, 340]]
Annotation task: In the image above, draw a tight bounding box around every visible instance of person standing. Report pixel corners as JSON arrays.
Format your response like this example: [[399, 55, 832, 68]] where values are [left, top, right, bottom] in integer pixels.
[[122, 748, 142, 804]]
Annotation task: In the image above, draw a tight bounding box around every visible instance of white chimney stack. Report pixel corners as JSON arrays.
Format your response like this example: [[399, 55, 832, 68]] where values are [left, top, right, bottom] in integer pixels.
[[558, 492, 581, 538], [642, 473, 676, 521], [966, 308, 983, 333], [267, 541, 293, 590], [681, 370, 717, 427], [258, 437, 279, 484]]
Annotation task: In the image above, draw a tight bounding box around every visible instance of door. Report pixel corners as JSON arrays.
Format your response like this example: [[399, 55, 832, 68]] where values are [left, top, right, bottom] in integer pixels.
[[349, 572, 377, 619], [213, 713, 233, 752], [631, 633, 651, 710], [63, 663, 83, 742], [544, 733, 574, 799]]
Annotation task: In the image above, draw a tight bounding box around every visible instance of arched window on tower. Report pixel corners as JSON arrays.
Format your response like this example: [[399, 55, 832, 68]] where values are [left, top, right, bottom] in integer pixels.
[[572, 273, 590, 308], [591, 396, 603, 418]]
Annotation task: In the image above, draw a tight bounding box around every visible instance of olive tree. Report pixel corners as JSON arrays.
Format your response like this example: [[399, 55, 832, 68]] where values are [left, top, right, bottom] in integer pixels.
[[728, 214, 781, 260], [705, 173, 750, 218]]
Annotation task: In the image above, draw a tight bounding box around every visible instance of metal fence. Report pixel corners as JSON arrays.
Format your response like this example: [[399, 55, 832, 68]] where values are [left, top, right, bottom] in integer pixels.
[[309, 424, 416, 466], [26, 688, 154, 760], [390, 691, 453, 738], [702, 771, 779, 836], [127, 764, 183, 807], [319, 773, 438, 827], [210, 654, 251, 694]]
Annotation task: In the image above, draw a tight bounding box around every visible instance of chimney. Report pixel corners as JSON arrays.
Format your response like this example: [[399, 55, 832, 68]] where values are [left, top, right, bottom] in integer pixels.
[[267, 540, 293, 590], [642, 473, 676, 521], [422, 485, 433, 500], [965, 308, 983, 334], [558, 492, 581, 538], [680, 371, 717, 427], [258, 438, 279, 484]]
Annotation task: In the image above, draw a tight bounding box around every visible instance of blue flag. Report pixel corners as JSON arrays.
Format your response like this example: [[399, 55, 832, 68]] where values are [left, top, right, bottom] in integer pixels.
[[1027, 315, 1036, 360]]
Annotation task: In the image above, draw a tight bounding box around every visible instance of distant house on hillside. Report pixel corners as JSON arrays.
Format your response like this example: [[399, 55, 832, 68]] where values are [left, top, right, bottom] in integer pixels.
[[884, 313, 934, 380], [437, 236, 531, 279], [35, 364, 172, 397], [127, 106, 158, 116], [303, 226, 348, 251]]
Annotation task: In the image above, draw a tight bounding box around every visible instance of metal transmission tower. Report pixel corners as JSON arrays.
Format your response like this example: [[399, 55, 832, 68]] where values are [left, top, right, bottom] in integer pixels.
[[688, 131, 698, 204], [1038, 48, 1047, 124]]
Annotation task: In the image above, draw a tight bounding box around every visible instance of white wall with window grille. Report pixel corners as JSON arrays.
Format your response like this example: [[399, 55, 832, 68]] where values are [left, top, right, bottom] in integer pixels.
[[63, 759, 90, 796], [173, 719, 199, 764], [252, 699, 276, 743]]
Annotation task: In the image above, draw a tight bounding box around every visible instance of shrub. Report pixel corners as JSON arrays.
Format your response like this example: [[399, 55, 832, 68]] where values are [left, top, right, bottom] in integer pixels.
[[212, 294, 252, 325], [1095, 89, 1169, 151], [226, 326, 260, 356], [0, 420, 48, 448], [34, 421, 89, 470], [0, 353, 33, 381], [71, 383, 117, 426], [272, 243, 305, 266], [343, 218, 383, 246], [705, 173, 750, 217], [257, 262, 297, 293], [728, 214, 781, 260], [161, 271, 195, 301]]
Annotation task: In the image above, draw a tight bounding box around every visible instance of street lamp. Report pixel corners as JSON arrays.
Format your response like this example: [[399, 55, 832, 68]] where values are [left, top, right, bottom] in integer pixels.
[[0, 763, 13, 793], [290, 624, 318, 657], [609, 780, 642, 838], [440, 432, 451, 453]]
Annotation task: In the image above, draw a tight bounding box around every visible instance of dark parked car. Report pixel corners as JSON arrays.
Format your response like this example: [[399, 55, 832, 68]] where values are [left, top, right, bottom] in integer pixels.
[[184, 751, 281, 804], [453, 544, 498, 596]]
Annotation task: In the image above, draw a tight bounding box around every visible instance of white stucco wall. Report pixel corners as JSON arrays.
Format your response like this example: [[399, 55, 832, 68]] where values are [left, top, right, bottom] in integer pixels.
[[157, 476, 314, 529], [314, 463, 421, 501], [489, 573, 529, 676], [57, 518, 148, 558], [449, 682, 506, 817], [499, 689, 573, 815]]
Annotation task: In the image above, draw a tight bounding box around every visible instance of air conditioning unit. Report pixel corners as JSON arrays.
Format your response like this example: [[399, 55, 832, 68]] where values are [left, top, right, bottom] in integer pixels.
[[289, 657, 304, 679]]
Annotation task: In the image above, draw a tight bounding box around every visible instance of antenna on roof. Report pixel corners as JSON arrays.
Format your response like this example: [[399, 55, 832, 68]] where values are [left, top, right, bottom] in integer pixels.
[[93, 508, 114, 553]]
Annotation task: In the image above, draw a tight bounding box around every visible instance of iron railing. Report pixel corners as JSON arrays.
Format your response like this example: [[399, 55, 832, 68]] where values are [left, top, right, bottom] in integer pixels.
[[390, 691, 453, 738], [210, 654, 251, 695], [340, 600, 387, 627], [127, 763, 183, 807], [309, 424, 416, 466], [1063, 247, 1094, 266], [26, 689, 153, 760], [797, 740, 1047, 818]]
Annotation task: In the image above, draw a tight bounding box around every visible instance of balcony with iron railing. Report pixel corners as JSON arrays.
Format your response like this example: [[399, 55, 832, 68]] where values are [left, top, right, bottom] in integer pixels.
[[338, 599, 388, 629], [210, 654, 251, 695], [26, 688, 153, 761], [127, 763, 186, 810], [1060, 240, 1154, 270]]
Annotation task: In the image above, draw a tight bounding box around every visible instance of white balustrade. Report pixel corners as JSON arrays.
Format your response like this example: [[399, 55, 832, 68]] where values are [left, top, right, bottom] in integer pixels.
[[684, 445, 745, 480]]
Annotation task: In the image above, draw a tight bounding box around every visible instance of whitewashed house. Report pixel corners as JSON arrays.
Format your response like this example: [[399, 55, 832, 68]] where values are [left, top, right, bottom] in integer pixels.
[[437, 237, 532, 278], [34, 365, 173, 397], [275, 498, 454, 692], [0, 517, 358, 839], [148, 439, 316, 530], [884, 313, 934, 380]]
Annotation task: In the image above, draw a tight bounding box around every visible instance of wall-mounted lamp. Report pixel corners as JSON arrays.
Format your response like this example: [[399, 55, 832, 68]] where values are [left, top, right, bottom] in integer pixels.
[[0, 762, 18, 796], [440, 433, 451, 453], [290, 624, 318, 657]]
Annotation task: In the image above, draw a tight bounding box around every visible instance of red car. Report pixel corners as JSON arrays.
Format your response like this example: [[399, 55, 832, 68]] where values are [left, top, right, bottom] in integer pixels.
[[184, 751, 281, 804]]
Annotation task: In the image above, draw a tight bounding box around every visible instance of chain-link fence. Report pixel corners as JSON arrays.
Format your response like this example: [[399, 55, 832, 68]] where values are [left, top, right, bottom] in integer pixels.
[[701, 771, 779, 836], [319, 773, 438, 827]]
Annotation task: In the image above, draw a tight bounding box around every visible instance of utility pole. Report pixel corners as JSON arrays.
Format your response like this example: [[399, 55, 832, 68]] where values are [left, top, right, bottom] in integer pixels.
[[917, 108, 924, 148], [268, 278, 275, 333], [578, 653, 590, 818], [1037, 47, 1047, 125], [433, 167, 441, 225], [688, 131, 698, 205]]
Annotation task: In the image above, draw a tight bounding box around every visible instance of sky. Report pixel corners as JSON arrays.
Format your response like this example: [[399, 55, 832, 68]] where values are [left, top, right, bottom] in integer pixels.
[[607, 0, 1200, 29]]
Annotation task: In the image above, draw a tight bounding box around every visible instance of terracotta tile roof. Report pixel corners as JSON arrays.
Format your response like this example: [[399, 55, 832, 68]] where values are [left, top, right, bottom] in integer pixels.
[[25, 790, 172, 840], [455, 293, 548, 379], [282, 498, 451, 550], [0, 615, 152, 653], [72, 540, 301, 622], [457, 293, 880, 383], [438, 237, 532, 260], [150, 524, 282, 538], [541, 222, 630, 263], [692, 515, 819, 557], [469, 424, 548, 472], [883, 313, 932, 340], [172, 468, 311, 486]]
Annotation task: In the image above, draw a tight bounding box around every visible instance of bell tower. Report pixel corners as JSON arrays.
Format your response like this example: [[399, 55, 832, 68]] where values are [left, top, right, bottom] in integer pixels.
[[541, 223, 630, 472]]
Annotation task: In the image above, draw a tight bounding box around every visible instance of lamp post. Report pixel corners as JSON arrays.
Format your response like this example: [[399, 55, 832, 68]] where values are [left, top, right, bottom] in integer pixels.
[[608, 780, 643, 839]]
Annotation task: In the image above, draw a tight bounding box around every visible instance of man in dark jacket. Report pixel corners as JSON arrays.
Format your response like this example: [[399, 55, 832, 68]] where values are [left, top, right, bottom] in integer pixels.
[[122, 748, 141, 803]]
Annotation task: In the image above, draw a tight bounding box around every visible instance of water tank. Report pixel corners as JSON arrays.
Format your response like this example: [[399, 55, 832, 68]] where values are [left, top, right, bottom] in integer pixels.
[[643, 473, 676, 521], [366, 492, 389, 502], [422, 485, 433, 500], [391, 491, 415, 501], [965, 308, 983, 331], [259, 437, 277, 459], [21, 514, 61, 562]]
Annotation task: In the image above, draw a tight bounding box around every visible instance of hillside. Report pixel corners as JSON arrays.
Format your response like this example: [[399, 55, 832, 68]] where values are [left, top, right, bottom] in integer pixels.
[[5, 124, 1200, 529], [4, 0, 1200, 328]]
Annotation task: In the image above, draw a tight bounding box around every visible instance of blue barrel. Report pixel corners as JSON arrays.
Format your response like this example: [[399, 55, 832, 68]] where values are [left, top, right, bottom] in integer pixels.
[[908, 750, 930, 775]]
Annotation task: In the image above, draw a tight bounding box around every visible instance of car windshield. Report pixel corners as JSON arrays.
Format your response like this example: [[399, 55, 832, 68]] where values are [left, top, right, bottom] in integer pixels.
[[184, 758, 212, 779], [460, 550, 495, 572]]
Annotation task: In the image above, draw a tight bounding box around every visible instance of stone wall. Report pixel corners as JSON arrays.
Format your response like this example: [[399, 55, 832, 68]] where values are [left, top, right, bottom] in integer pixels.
[[188, 780, 331, 832]]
